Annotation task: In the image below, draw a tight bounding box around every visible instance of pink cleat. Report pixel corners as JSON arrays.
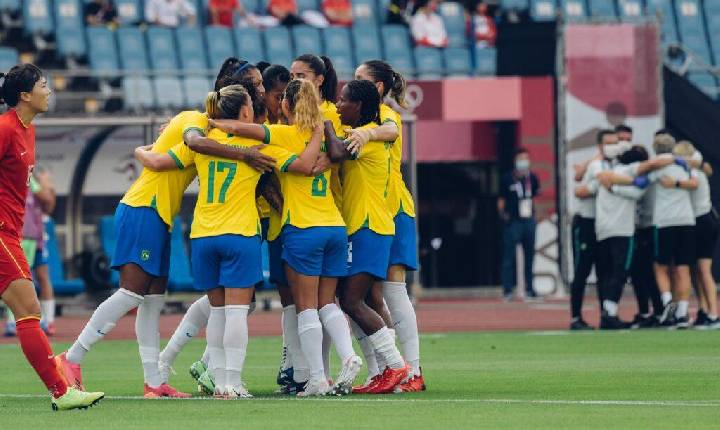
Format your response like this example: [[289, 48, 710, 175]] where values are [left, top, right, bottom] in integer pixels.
[[144, 383, 192, 399], [55, 352, 84, 390]]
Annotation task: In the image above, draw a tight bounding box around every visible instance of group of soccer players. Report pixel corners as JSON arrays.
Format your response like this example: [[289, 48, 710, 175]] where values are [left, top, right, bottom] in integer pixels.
[[40, 54, 425, 400], [570, 125, 719, 331]]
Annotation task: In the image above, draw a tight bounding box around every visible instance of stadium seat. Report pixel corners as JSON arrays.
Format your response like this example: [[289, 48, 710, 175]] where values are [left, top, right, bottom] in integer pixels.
[[704, 0, 720, 38], [154, 77, 185, 109], [501, 0, 530, 9], [682, 32, 712, 64], [674, 0, 711, 62], [475, 46, 496, 75], [0, 0, 20, 13], [647, 0, 679, 44], [444, 47, 472, 76], [414, 47, 444, 79], [23, 0, 53, 34], [44, 219, 85, 296], [183, 76, 212, 108], [558, 0, 587, 20], [123, 76, 154, 111], [296, 0, 318, 12], [176, 27, 209, 72], [352, 0, 379, 26], [242, 0, 261, 14], [587, 0, 616, 17], [687, 72, 718, 99], [117, 26, 150, 71], [168, 217, 194, 292], [323, 27, 355, 79], [530, 0, 557, 21], [292, 25, 323, 57], [97, 215, 119, 286], [352, 25, 382, 64], [439, 2, 468, 48], [146, 26, 180, 71], [115, 0, 143, 24], [204, 26, 235, 71], [381, 25, 415, 76], [617, 0, 643, 21], [234, 27, 265, 65], [54, 0, 86, 57], [0, 47, 19, 72], [264, 26, 294, 66], [87, 27, 120, 73]]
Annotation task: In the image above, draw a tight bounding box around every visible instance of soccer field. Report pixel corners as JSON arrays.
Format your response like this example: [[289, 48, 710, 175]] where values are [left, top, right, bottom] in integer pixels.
[[0, 331, 718, 429]]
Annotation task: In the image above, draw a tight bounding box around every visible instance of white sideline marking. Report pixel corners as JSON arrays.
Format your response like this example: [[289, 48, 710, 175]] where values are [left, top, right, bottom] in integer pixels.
[[0, 393, 718, 407]]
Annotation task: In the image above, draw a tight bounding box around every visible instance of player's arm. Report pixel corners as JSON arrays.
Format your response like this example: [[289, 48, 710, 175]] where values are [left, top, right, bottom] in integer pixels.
[[659, 175, 698, 190], [257, 173, 283, 213], [611, 185, 645, 200], [311, 152, 332, 176], [324, 121, 353, 162], [701, 161, 713, 177], [278, 123, 325, 176], [33, 170, 56, 214], [134, 145, 182, 171], [635, 157, 675, 175], [344, 121, 399, 154], [183, 128, 275, 172]]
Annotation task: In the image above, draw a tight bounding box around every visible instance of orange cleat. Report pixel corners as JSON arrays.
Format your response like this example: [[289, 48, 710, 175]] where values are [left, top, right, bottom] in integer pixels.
[[395, 373, 427, 393], [144, 383, 192, 399], [368, 364, 410, 394], [352, 374, 382, 394], [55, 352, 84, 390]]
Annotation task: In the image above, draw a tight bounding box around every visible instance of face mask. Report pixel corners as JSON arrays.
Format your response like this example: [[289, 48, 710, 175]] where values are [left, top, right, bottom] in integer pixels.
[[603, 141, 631, 159], [515, 159, 530, 171]]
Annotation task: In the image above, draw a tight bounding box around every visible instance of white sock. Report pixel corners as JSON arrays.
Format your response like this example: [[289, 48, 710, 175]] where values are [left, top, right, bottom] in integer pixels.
[[136, 294, 165, 387], [40, 299, 55, 324], [207, 306, 226, 392], [661, 292, 672, 306], [676, 300, 689, 318], [322, 327, 331, 381], [280, 306, 294, 371], [201, 345, 210, 366], [67, 288, 143, 364], [383, 282, 420, 375], [319, 303, 355, 362], [602, 300, 619, 317], [159, 295, 210, 367], [368, 326, 404, 370], [297, 309, 324, 380], [351, 319, 379, 377], [224, 305, 250, 388], [284, 305, 309, 383]]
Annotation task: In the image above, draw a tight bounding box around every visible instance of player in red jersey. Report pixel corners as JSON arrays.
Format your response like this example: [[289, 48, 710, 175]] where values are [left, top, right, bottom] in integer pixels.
[[0, 64, 104, 410]]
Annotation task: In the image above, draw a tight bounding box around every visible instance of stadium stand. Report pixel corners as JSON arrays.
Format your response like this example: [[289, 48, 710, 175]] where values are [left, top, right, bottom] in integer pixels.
[[0, 46, 19, 72], [264, 26, 294, 67], [168, 217, 194, 292], [87, 27, 120, 74], [439, 1, 468, 47], [322, 26, 354, 79], [117, 26, 150, 71], [530, 0, 557, 21], [123, 76, 155, 111], [559, 0, 588, 20], [647, 0, 679, 43], [153, 76, 185, 109], [351, 0, 378, 26], [183, 75, 212, 108], [587, 0, 617, 18], [115, 0, 143, 25], [381, 25, 415, 76], [444, 47, 473, 77], [54, 0, 86, 58], [292, 25, 323, 57], [475, 46, 497, 75], [97, 216, 120, 287], [234, 27, 266, 65], [204, 25, 235, 70], [414, 46, 444, 79], [146, 26, 180, 71], [176, 27, 210, 72], [44, 219, 85, 295], [617, 0, 644, 21], [351, 24, 383, 65], [23, 0, 53, 36]]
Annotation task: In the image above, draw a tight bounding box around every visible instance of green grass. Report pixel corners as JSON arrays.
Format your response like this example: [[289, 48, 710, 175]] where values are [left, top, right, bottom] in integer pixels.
[[1, 331, 719, 429]]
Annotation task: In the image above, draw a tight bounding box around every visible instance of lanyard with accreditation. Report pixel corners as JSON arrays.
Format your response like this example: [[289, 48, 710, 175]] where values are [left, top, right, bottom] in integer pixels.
[[515, 174, 533, 219]]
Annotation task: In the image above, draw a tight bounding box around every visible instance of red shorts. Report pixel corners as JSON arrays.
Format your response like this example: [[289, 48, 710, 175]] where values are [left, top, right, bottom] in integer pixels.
[[0, 232, 31, 296]]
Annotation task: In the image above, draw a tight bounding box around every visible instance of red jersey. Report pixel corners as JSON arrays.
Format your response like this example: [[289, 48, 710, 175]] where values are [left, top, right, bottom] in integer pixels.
[[209, 0, 238, 27], [0, 109, 36, 238]]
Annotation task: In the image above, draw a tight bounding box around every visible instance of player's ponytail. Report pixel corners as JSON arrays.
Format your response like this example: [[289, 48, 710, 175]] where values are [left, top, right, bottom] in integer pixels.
[[285, 79, 322, 133], [389, 70, 407, 108], [294, 54, 337, 103], [205, 84, 250, 123], [362, 60, 407, 108], [214, 57, 257, 91]]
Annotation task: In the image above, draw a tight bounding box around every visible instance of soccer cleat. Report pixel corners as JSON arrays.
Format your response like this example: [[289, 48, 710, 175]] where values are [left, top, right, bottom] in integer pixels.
[[297, 378, 330, 397], [330, 355, 363, 396], [569, 319, 594, 330], [708, 317, 720, 329], [599, 315, 630, 330], [158, 360, 175, 385], [143, 383, 191, 399], [189, 360, 207, 382], [277, 380, 307, 395], [629, 314, 657, 329], [276, 367, 294, 388], [51, 387, 104, 411], [674, 316, 690, 329], [693, 310, 709, 328], [352, 374, 382, 394], [56, 352, 85, 390], [226, 384, 253, 399], [658, 302, 677, 325], [213, 386, 228, 400], [395, 373, 427, 393], [368, 364, 411, 394], [197, 369, 215, 395]]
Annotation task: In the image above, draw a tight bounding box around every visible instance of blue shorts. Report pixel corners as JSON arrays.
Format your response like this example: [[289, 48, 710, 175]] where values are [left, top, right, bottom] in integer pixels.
[[111, 203, 171, 277], [281, 225, 348, 277], [348, 228, 393, 279], [389, 213, 419, 271], [268, 237, 287, 286], [191, 234, 262, 290], [32, 247, 48, 270]]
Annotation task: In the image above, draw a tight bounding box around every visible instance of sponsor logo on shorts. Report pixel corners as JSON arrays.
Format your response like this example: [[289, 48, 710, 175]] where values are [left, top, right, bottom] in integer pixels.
[[141, 250, 150, 261]]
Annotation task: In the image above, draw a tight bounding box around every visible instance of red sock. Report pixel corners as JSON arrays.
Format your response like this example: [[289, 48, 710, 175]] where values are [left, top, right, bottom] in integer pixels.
[[16, 317, 68, 398]]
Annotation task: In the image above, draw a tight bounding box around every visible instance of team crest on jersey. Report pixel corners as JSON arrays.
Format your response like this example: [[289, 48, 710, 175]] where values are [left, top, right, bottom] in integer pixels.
[[140, 250, 151, 261]]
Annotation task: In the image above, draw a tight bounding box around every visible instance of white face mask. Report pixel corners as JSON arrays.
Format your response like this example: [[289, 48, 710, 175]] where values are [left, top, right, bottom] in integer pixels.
[[515, 159, 530, 172], [603, 141, 632, 159]]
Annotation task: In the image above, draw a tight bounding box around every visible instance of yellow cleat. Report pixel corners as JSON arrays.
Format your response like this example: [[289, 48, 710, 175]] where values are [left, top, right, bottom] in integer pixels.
[[51, 387, 105, 411]]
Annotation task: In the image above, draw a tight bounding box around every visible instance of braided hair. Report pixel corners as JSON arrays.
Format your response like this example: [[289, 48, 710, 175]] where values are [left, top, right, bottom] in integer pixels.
[[214, 57, 258, 91], [345, 80, 381, 127]]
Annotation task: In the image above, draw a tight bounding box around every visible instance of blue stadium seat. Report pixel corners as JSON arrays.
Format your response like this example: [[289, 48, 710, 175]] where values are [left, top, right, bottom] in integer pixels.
[[44, 219, 85, 295], [296, 0, 318, 12], [146, 26, 179, 71], [323, 27, 355, 79], [183, 76, 212, 108], [168, 217, 194, 292], [444, 47, 472, 76], [647, 0, 679, 44], [414, 47, 443, 78], [475, 46, 496, 75], [23, 0, 53, 34], [705, 0, 720, 36], [587, 0, 616, 17], [674, 0, 711, 62], [617, 0, 643, 21], [381, 25, 415, 76], [234, 27, 265, 65], [176, 27, 209, 72], [87, 27, 119, 73], [97, 215, 119, 286], [54, 0, 85, 57], [123, 77, 155, 111], [242, 0, 260, 14], [352, 0, 378, 26], [117, 27, 150, 71], [204, 26, 235, 70], [0, 0, 20, 13], [530, 0, 557, 21], [682, 32, 712, 64], [439, 2, 467, 48], [687, 72, 718, 99], [501, 0, 530, 9], [115, 0, 143, 24], [292, 25, 323, 57], [352, 25, 382, 64], [0, 47, 19, 71], [558, 0, 588, 20], [264, 26, 293, 66], [154, 77, 185, 109]]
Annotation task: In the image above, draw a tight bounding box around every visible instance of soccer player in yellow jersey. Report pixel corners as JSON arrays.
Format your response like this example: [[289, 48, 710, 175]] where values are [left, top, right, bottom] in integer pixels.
[[209, 79, 362, 396], [326, 80, 410, 395]]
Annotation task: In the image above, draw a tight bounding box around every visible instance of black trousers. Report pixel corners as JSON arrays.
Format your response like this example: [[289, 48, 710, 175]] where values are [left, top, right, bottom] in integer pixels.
[[596, 236, 633, 308], [630, 227, 663, 315], [570, 216, 597, 318]]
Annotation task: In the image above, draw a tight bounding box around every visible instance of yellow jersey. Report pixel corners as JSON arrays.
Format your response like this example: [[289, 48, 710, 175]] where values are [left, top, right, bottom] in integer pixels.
[[262, 123, 345, 231], [380, 104, 416, 218], [340, 123, 394, 236], [168, 128, 297, 239], [320, 100, 344, 211], [121, 110, 204, 228]]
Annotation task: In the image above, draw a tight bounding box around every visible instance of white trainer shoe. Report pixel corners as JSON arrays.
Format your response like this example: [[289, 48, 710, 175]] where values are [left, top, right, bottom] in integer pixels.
[[226, 384, 253, 399], [297, 377, 330, 397], [331, 355, 363, 396]]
